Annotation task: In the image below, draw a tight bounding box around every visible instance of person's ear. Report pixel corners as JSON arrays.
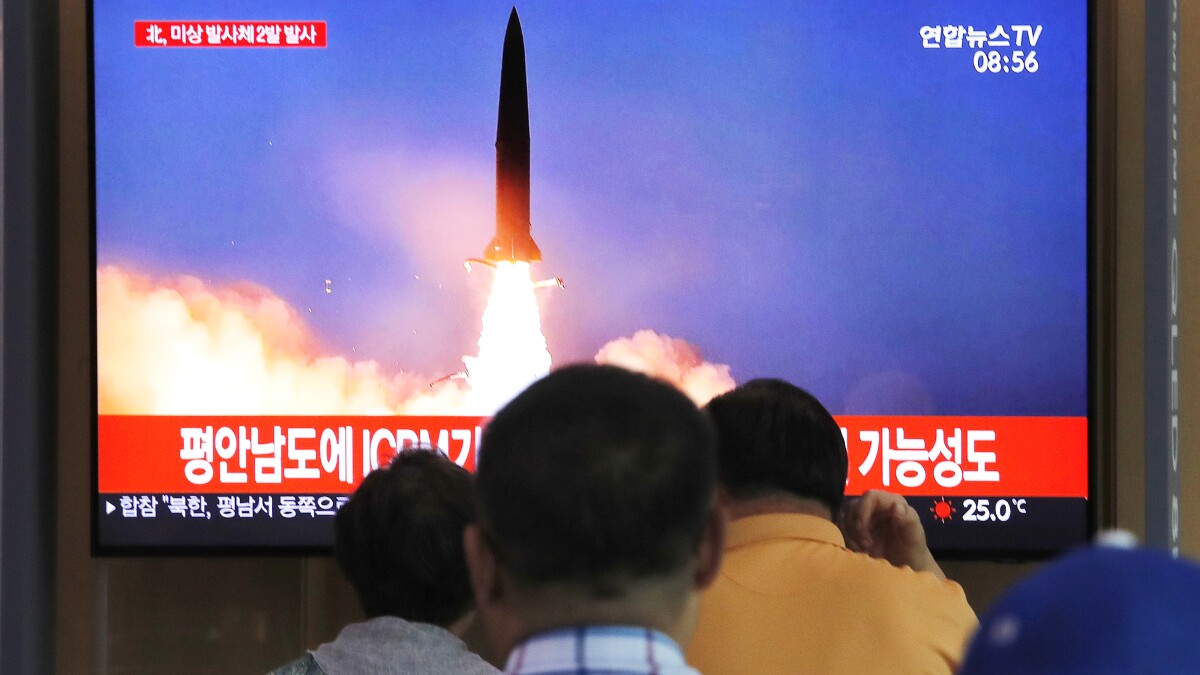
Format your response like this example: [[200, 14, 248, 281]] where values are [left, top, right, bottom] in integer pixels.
[[463, 524, 501, 608], [694, 505, 726, 590]]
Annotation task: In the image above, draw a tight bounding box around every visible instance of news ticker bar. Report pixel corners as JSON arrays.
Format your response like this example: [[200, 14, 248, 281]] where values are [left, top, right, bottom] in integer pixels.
[[97, 493, 1087, 554], [98, 493, 340, 549]]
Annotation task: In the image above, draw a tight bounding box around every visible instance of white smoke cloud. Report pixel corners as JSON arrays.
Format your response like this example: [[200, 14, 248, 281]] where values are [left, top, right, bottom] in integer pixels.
[[97, 265, 469, 415], [594, 329, 735, 406], [98, 267, 735, 416]]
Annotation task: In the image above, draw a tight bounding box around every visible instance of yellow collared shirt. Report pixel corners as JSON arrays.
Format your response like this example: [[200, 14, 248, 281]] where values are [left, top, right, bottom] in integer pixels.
[[686, 513, 977, 675]]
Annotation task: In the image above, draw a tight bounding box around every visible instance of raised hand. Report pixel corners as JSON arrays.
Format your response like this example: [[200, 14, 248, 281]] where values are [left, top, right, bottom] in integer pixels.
[[839, 490, 945, 580]]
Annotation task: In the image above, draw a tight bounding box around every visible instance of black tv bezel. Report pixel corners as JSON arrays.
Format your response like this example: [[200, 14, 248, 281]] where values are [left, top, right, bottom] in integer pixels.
[[89, 2, 1101, 559]]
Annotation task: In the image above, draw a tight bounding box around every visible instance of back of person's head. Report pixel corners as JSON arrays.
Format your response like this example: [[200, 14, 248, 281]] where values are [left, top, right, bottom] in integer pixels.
[[474, 363, 718, 597], [960, 545, 1200, 674], [334, 448, 476, 626], [704, 378, 847, 516]]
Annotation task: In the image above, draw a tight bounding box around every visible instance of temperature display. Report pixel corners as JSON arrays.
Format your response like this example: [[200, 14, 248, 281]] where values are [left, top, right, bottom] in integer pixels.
[[961, 497, 1028, 521]]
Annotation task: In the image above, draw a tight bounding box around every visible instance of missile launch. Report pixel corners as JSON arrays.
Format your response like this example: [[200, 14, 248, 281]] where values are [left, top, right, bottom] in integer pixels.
[[483, 7, 541, 264], [450, 8, 557, 399]]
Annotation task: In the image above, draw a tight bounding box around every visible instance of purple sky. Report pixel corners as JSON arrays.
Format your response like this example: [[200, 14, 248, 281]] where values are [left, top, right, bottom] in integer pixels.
[[94, 0, 1089, 416]]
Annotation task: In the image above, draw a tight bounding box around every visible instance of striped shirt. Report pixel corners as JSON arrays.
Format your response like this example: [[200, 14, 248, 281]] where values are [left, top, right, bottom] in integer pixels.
[[505, 626, 699, 675]]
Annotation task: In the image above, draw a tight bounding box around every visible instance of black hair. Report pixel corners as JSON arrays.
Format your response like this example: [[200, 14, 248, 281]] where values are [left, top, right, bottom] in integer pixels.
[[334, 449, 476, 626], [704, 378, 847, 516], [475, 364, 717, 597]]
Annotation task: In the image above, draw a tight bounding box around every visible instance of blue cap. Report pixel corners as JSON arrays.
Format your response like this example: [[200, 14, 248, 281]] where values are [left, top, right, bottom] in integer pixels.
[[960, 546, 1200, 674]]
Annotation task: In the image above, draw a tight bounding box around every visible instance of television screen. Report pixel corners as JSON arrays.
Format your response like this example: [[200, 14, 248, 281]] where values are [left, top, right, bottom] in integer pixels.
[[94, 1, 1090, 554]]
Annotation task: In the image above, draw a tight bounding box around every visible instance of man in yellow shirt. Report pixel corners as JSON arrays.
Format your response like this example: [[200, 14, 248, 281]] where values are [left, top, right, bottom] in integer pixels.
[[686, 379, 978, 675]]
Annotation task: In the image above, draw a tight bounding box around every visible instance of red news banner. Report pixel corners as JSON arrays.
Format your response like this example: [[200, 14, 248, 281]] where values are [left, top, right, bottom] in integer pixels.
[[134, 21, 327, 48], [98, 415, 1087, 498]]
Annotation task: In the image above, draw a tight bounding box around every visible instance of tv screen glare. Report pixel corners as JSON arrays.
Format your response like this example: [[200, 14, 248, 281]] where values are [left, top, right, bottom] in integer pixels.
[[93, 1, 1090, 554]]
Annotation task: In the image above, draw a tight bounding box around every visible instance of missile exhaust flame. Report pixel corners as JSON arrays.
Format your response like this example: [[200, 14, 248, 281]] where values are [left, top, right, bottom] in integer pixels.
[[462, 261, 552, 414]]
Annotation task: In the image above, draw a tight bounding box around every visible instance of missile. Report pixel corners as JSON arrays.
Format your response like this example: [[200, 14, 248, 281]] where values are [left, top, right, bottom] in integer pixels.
[[483, 7, 541, 264]]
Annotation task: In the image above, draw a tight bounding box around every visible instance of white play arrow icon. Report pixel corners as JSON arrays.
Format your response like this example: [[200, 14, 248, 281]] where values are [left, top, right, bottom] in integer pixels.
[[106, 501, 116, 515]]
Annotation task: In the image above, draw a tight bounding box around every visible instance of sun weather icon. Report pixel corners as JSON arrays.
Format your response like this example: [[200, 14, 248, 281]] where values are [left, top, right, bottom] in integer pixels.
[[931, 498, 955, 523]]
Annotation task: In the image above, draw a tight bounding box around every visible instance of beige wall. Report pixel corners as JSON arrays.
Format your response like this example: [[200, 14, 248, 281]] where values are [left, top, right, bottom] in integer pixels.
[[50, 0, 1197, 671], [1179, 0, 1200, 558], [1113, 0, 1148, 545]]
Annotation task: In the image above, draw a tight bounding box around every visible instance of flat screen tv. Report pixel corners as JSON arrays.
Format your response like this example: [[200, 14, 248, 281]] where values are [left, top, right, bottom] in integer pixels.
[[93, 1, 1092, 555]]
